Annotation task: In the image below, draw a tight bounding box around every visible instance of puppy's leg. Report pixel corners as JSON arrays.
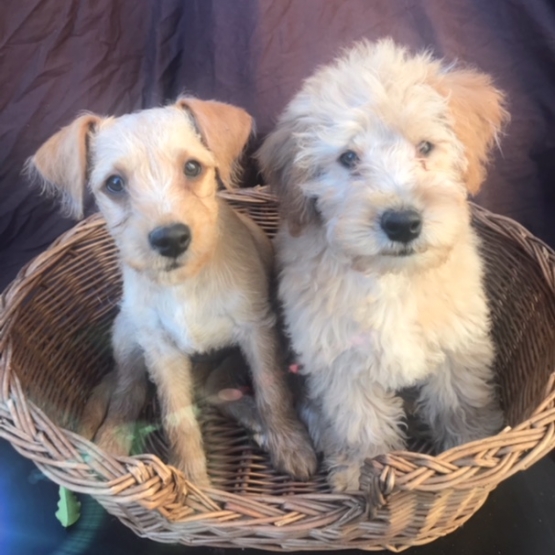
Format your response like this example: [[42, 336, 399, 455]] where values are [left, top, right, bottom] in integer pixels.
[[417, 348, 503, 451], [94, 313, 148, 457], [239, 323, 318, 480], [319, 385, 405, 492], [79, 371, 117, 440], [142, 341, 210, 486], [297, 392, 327, 453]]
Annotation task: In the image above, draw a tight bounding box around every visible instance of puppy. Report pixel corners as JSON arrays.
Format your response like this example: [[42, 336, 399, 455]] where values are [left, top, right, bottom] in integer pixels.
[[257, 39, 508, 492], [28, 97, 317, 486]]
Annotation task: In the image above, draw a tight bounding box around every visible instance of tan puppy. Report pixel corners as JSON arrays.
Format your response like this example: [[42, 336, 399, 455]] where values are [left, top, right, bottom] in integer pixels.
[[29, 98, 317, 485], [258, 39, 508, 491]]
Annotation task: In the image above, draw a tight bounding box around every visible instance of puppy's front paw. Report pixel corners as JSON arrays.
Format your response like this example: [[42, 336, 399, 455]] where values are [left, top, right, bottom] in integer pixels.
[[266, 423, 318, 481], [173, 455, 211, 488], [327, 464, 362, 492], [95, 422, 134, 457]]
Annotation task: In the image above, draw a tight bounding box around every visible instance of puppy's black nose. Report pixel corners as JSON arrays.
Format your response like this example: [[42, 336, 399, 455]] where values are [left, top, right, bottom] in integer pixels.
[[380, 210, 422, 243], [149, 223, 191, 258]]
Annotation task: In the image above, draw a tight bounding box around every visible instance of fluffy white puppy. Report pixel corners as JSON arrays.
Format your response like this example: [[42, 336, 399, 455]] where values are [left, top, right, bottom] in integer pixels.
[[258, 39, 508, 491]]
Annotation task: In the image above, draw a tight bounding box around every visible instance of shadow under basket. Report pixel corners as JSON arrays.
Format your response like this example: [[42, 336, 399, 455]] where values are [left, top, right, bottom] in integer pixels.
[[2, 186, 555, 552]]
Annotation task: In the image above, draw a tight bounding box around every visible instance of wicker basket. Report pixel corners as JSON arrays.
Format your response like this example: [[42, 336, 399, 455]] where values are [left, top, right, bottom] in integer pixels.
[[1, 186, 555, 552]]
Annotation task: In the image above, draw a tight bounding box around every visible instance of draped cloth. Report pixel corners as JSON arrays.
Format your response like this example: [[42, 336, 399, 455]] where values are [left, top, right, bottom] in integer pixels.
[[2, 0, 555, 289]]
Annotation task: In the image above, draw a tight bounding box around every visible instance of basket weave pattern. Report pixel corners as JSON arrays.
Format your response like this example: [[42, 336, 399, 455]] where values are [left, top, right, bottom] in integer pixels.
[[1, 186, 555, 552]]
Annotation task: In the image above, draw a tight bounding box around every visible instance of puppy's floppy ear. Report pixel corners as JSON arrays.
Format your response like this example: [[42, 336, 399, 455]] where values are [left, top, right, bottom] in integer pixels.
[[176, 97, 253, 189], [256, 119, 319, 237], [27, 114, 101, 219], [435, 68, 509, 195]]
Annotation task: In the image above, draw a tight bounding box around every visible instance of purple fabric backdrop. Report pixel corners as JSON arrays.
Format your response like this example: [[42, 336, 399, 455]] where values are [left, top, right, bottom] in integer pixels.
[[2, 0, 555, 289]]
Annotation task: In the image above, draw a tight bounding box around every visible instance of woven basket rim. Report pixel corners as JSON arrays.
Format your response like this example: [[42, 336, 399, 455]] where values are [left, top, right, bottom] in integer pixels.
[[1, 186, 555, 531]]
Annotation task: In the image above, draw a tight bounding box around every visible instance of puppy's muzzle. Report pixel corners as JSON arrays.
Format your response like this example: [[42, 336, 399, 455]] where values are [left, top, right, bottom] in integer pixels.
[[380, 209, 422, 244], [148, 223, 191, 258]]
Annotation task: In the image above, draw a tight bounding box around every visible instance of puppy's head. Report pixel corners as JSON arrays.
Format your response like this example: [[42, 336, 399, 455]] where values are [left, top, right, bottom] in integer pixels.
[[29, 98, 252, 282], [258, 39, 508, 273]]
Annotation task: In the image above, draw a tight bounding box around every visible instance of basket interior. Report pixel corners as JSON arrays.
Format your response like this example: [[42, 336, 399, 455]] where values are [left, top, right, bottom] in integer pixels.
[[4, 201, 555, 497]]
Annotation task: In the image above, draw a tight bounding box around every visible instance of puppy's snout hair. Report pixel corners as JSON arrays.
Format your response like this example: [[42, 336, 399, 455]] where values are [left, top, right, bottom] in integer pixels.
[[148, 223, 192, 258], [259, 38, 507, 493]]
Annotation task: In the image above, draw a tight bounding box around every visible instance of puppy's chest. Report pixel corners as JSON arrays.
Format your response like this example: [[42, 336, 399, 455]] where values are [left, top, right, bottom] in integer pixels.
[[137, 287, 236, 354], [332, 292, 439, 388], [286, 269, 444, 389]]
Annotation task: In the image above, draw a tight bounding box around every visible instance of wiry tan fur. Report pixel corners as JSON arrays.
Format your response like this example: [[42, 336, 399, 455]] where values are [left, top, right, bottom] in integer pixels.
[[29, 98, 317, 485], [257, 39, 508, 492]]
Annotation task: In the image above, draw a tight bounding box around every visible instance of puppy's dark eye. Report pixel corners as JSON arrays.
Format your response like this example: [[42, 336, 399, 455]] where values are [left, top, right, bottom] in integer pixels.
[[105, 175, 125, 194], [184, 160, 202, 178], [338, 150, 360, 169], [417, 141, 434, 156]]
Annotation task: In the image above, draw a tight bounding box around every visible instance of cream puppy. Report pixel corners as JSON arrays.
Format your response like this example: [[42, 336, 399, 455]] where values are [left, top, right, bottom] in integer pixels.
[[258, 39, 508, 491], [29, 98, 317, 486]]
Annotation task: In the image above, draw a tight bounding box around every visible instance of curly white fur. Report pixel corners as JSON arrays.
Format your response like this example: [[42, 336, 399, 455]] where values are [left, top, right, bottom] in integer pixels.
[[258, 39, 508, 492]]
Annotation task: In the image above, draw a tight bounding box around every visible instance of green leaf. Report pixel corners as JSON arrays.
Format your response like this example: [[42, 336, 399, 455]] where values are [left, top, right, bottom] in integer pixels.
[[55, 486, 81, 527]]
